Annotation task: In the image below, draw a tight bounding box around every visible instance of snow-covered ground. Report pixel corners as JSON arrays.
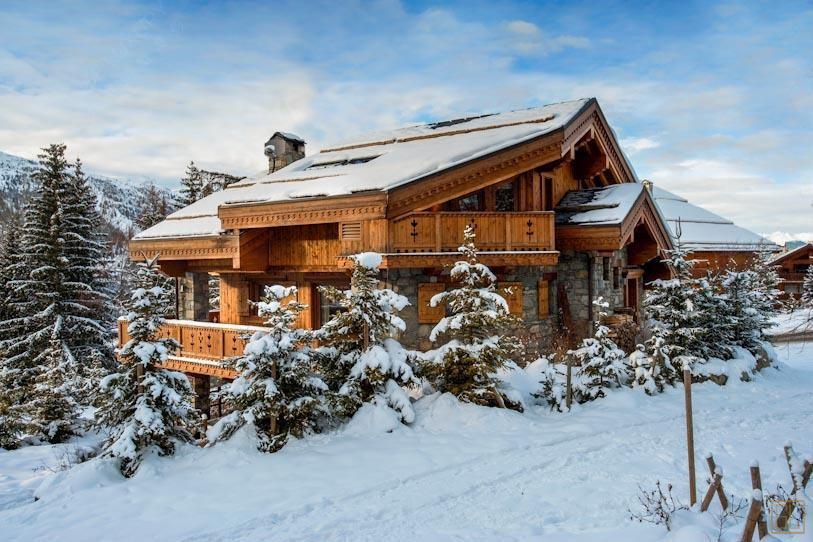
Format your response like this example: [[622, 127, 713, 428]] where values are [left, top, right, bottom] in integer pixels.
[[770, 309, 813, 339], [1, 341, 812, 542]]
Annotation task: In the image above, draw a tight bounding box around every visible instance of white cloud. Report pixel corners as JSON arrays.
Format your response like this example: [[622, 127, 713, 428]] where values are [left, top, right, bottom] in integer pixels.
[[506, 20, 540, 36], [763, 231, 813, 245], [620, 136, 660, 154]]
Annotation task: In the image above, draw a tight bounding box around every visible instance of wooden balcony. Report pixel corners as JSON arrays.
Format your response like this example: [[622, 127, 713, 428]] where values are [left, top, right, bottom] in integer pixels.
[[390, 211, 556, 253], [117, 319, 268, 378]]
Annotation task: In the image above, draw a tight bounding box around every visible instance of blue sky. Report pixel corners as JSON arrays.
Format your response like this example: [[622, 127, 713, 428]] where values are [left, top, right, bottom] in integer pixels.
[[0, 0, 811, 240]]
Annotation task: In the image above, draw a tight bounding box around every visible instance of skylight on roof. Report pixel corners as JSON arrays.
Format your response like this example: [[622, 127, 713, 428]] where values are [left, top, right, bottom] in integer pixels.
[[306, 155, 380, 170], [427, 113, 495, 130]]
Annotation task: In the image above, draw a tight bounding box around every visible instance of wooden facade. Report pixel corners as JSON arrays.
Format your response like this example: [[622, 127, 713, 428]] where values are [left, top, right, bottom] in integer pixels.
[[123, 98, 674, 393], [770, 243, 813, 298]]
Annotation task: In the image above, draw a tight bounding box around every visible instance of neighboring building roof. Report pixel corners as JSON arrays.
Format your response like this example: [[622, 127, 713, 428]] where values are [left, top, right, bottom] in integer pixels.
[[555, 183, 645, 225], [136, 98, 595, 239], [651, 186, 778, 252], [769, 242, 813, 265]]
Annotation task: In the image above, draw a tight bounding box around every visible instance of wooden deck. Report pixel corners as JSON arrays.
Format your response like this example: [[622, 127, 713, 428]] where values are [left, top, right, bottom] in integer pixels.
[[117, 319, 268, 378], [390, 211, 555, 253]]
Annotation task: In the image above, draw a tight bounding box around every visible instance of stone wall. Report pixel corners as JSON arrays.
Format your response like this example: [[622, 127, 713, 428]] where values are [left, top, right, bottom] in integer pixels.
[[557, 248, 628, 337], [383, 265, 557, 357], [179, 271, 209, 321]]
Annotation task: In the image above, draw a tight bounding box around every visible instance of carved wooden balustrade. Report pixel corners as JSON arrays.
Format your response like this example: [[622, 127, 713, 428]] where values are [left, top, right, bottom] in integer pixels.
[[390, 211, 555, 253], [116, 319, 268, 378]]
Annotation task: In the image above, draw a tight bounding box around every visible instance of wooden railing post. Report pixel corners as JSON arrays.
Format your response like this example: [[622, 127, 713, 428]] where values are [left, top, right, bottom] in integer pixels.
[[434, 213, 442, 252]]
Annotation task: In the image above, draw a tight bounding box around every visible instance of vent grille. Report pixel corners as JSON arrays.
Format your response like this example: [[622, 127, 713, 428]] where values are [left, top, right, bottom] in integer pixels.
[[340, 221, 362, 241]]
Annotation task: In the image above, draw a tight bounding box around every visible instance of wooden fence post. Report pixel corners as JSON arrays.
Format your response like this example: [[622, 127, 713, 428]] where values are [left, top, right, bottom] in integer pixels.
[[565, 359, 573, 409], [749, 462, 768, 540], [741, 489, 764, 542], [699, 453, 728, 512], [683, 366, 697, 506]]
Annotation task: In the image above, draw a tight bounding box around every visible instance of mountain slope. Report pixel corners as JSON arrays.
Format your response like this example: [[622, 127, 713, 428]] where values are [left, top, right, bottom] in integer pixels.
[[0, 150, 174, 244]]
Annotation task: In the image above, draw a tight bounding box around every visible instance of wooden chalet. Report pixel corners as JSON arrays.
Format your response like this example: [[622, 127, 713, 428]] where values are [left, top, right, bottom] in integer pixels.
[[770, 243, 813, 298], [125, 98, 677, 415]]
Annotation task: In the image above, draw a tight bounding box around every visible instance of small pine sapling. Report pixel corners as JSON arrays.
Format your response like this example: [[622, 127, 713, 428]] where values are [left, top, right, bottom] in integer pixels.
[[419, 226, 523, 411], [94, 257, 198, 477], [316, 253, 416, 422], [211, 285, 329, 452], [532, 357, 566, 411], [569, 298, 627, 402]]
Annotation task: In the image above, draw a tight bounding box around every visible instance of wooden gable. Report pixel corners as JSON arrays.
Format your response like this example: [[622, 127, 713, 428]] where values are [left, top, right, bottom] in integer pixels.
[[555, 188, 672, 257]]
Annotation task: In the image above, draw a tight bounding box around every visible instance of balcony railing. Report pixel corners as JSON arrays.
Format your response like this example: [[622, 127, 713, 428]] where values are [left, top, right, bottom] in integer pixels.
[[117, 319, 267, 364], [390, 211, 555, 253]]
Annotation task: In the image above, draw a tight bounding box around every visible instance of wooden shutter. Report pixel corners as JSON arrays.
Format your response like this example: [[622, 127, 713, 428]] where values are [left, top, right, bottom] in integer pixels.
[[538, 279, 550, 317], [498, 282, 523, 316], [340, 221, 362, 241], [418, 283, 446, 324]]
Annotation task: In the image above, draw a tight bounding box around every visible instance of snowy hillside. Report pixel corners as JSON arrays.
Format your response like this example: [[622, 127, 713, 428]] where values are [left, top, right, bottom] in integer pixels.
[[1, 342, 811, 542], [0, 150, 173, 242]]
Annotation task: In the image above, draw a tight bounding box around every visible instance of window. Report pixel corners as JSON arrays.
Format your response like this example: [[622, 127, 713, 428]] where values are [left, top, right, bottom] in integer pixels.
[[457, 192, 482, 211], [495, 182, 515, 212], [317, 285, 348, 327]]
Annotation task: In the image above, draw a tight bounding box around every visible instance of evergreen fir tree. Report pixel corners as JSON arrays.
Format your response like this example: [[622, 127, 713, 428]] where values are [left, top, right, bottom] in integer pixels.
[[137, 183, 171, 231], [27, 317, 80, 443], [802, 264, 813, 308], [317, 253, 416, 422], [643, 242, 708, 369], [569, 298, 627, 402], [629, 325, 678, 396], [0, 218, 26, 447], [177, 161, 202, 207], [419, 226, 523, 411], [211, 285, 329, 452], [94, 256, 198, 477], [62, 159, 116, 378]]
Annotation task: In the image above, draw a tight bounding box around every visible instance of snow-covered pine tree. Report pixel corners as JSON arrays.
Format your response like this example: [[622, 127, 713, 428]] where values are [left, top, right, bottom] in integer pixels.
[[0, 218, 26, 447], [94, 256, 198, 477], [177, 161, 203, 207], [136, 183, 172, 231], [316, 253, 416, 422], [801, 263, 813, 308], [718, 268, 764, 351], [419, 226, 523, 411], [27, 317, 80, 443], [211, 285, 329, 452], [0, 144, 76, 439], [643, 242, 708, 369], [569, 298, 627, 402], [629, 325, 679, 396], [61, 159, 116, 383]]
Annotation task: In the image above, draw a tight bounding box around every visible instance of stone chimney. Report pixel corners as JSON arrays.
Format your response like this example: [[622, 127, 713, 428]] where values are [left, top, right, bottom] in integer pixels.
[[264, 132, 306, 173]]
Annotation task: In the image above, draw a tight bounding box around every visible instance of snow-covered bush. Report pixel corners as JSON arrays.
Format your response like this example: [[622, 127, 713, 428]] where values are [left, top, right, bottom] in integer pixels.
[[316, 252, 416, 423], [530, 357, 566, 411], [569, 298, 627, 402], [94, 256, 198, 477], [210, 285, 329, 452], [629, 325, 679, 395], [418, 226, 523, 411]]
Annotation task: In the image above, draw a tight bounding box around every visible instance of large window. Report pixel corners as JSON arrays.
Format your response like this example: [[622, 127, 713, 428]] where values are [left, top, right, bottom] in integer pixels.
[[495, 181, 515, 211], [317, 285, 347, 327]]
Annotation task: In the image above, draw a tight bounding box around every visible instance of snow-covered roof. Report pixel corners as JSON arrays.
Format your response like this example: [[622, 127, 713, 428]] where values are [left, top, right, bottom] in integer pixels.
[[555, 183, 644, 225], [136, 99, 592, 239], [768, 242, 813, 265], [651, 186, 778, 252]]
